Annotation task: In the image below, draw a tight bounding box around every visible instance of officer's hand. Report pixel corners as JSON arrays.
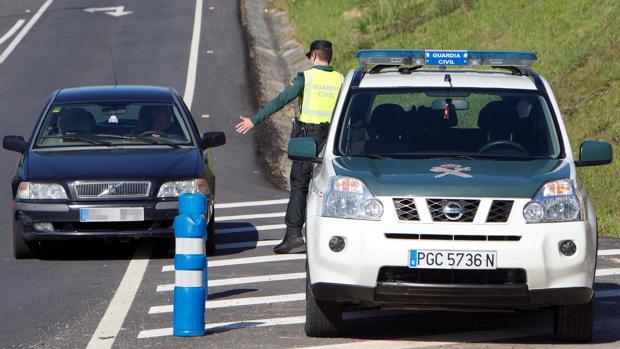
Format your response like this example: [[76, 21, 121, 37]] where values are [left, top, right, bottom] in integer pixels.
[[235, 116, 255, 134]]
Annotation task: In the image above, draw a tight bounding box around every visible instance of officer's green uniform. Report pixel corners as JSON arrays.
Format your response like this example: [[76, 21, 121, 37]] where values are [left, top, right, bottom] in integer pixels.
[[250, 42, 344, 254]]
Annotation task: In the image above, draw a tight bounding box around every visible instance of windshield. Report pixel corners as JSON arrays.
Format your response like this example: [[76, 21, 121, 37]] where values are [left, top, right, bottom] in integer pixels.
[[34, 102, 193, 148], [337, 89, 562, 159]]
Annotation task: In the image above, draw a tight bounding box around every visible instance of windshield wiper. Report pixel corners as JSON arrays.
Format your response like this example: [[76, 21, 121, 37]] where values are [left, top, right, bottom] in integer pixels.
[[94, 134, 181, 149], [349, 154, 389, 160], [39, 135, 113, 146]]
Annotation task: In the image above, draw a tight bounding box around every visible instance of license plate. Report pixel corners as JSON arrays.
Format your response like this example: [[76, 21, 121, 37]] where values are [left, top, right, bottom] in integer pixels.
[[409, 249, 497, 269], [80, 207, 144, 222]]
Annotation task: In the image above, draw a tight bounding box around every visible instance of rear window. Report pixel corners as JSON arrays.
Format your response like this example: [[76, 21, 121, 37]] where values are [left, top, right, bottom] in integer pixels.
[[337, 89, 562, 160]]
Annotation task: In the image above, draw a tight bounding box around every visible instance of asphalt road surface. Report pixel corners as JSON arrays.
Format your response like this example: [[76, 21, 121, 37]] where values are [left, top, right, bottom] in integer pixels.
[[0, 1, 619, 349]]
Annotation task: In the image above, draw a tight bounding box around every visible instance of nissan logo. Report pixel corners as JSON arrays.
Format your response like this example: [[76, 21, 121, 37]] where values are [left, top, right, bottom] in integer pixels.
[[443, 202, 464, 221]]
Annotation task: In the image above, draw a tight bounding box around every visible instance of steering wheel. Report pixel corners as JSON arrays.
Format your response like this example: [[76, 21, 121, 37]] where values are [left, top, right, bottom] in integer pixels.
[[478, 140, 529, 155], [139, 130, 169, 138]]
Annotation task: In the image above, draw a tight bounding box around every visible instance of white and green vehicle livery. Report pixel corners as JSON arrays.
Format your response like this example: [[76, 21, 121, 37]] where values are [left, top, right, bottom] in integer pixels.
[[288, 50, 613, 342]]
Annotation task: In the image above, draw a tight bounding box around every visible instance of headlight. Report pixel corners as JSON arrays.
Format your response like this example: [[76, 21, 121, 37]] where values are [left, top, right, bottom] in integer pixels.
[[322, 176, 383, 220], [523, 179, 582, 223], [157, 179, 207, 198], [17, 182, 68, 200]]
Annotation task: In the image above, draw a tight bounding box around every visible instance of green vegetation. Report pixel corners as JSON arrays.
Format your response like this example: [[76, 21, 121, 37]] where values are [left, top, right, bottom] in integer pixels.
[[278, 0, 620, 236]]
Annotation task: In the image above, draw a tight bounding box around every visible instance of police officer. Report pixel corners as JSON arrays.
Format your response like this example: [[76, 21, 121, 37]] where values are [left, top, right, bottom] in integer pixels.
[[236, 40, 344, 254]]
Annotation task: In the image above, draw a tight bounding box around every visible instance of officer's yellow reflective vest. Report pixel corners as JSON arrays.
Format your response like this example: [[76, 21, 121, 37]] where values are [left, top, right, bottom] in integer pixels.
[[299, 68, 344, 124]]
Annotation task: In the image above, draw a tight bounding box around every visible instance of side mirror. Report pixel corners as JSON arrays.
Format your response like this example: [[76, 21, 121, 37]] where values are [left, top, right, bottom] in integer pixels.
[[200, 132, 226, 150], [288, 137, 321, 163], [3, 136, 28, 153], [575, 140, 612, 167]]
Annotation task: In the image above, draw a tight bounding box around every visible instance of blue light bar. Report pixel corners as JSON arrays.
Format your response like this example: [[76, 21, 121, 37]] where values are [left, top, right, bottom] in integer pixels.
[[355, 49, 537, 67]]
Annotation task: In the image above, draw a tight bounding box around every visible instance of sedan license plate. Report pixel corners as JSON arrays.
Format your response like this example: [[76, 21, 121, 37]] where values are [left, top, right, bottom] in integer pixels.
[[409, 250, 496, 269], [80, 207, 144, 222]]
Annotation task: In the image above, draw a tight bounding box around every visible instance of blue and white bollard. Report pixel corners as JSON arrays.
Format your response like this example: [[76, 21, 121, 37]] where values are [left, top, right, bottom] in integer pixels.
[[173, 193, 208, 337]]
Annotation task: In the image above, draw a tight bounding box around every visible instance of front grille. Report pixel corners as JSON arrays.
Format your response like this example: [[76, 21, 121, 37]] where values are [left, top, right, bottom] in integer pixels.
[[486, 200, 514, 223], [393, 198, 419, 221], [384, 233, 521, 241], [74, 181, 151, 198], [427, 199, 480, 222], [378, 267, 527, 285]]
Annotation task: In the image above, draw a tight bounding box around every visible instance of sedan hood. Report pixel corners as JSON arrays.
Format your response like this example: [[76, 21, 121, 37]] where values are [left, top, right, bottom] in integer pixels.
[[25, 148, 203, 181], [332, 157, 571, 198]]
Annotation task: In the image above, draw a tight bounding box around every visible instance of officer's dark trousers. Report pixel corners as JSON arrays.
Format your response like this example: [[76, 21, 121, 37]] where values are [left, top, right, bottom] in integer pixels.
[[284, 122, 329, 237]]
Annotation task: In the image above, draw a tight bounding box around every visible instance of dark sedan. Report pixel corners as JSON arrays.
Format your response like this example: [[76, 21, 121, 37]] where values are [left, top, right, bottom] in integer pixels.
[[3, 85, 225, 258]]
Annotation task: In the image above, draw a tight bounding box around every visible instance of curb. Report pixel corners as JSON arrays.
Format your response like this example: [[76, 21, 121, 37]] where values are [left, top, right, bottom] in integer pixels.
[[240, 0, 310, 190]]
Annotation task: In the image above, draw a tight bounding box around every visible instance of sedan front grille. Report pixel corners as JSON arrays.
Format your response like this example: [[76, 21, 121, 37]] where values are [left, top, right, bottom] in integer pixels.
[[426, 199, 480, 222], [393, 198, 420, 221], [74, 181, 151, 198]]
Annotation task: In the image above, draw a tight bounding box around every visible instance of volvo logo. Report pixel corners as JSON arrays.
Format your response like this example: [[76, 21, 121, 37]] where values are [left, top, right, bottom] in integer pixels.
[[107, 184, 118, 194], [442, 201, 464, 221]]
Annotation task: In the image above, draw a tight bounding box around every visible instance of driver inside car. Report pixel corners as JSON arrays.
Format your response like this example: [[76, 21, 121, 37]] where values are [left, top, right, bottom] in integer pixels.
[[135, 105, 181, 137]]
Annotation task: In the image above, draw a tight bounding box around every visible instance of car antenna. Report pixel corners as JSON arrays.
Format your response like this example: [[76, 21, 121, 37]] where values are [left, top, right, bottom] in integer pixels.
[[109, 47, 119, 86]]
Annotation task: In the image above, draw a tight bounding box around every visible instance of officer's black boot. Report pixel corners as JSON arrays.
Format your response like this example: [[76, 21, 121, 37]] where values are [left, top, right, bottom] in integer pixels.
[[273, 231, 304, 254]]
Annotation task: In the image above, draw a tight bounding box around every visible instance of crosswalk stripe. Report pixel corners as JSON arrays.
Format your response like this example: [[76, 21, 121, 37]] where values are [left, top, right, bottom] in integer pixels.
[[598, 249, 620, 256], [217, 212, 285, 222], [216, 239, 280, 250], [156, 272, 306, 292], [216, 224, 285, 235], [148, 292, 306, 314], [161, 254, 305, 272], [596, 268, 620, 277], [215, 199, 288, 209]]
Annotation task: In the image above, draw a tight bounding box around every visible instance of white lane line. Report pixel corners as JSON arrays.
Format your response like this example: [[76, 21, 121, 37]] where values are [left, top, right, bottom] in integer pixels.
[[156, 272, 305, 292], [216, 223, 285, 235], [0, 0, 53, 64], [162, 253, 305, 272], [217, 212, 285, 222], [599, 249, 620, 256], [216, 239, 279, 250], [182, 0, 203, 109], [596, 289, 620, 298], [596, 268, 620, 277], [0, 19, 25, 46], [149, 292, 305, 314], [215, 198, 288, 209], [86, 243, 152, 349]]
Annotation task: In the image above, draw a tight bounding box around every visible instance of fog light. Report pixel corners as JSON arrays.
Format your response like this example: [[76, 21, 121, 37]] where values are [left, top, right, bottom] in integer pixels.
[[34, 222, 54, 232], [329, 236, 345, 252], [559, 240, 577, 256]]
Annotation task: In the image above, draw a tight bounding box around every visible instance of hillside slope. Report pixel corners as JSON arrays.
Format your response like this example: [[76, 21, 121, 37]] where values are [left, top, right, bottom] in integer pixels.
[[280, 0, 620, 236]]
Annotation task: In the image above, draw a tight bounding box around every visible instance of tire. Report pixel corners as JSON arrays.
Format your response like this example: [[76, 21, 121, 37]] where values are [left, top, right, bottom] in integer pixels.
[[304, 276, 342, 337], [554, 298, 594, 342], [205, 209, 215, 256], [13, 221, 37, 259]]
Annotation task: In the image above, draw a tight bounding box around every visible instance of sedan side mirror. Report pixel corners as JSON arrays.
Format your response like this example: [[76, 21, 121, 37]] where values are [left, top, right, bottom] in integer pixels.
[[200, 132, 226, 150], [3, 136, 28, 153], [288, 137, 321, 163], [575, 140, 612, 167]]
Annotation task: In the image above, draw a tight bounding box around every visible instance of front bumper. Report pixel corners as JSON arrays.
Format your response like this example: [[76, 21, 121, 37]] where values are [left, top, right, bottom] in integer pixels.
[[15, 200, 179, 240]]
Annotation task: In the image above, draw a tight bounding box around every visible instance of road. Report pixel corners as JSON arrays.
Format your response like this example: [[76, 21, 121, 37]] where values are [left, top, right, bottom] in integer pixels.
[[0, 1, 618, 348]]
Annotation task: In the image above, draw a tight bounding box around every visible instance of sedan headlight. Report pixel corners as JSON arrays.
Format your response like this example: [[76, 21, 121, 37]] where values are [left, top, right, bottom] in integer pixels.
[[322, 176, 383, 220], [157, 179, 207, 198], [17, 182, 68, 200], [523, 179, 582, 223]]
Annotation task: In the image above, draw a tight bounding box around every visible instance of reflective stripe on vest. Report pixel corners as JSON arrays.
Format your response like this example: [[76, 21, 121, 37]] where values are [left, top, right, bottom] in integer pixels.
[[299, 69, 344, 124]]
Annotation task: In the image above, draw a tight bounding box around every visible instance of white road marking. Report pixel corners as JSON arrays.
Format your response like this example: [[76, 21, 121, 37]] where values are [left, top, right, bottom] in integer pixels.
[[149, 292, 305, 314], [215, 198, 288, 209], [599, 249, 620, 256], [0, 0, 53, 64], [596, 289, 620, 298], [216, 239, 279, 250], [182, 0, 203, 109], [217, 212, 285, 221], [156, 272, 306, 292], [86, 243, 152, 349], [0, 19, 25, 46], [216, 223, 285, 235], [83, 6, 133, 17], [162, 253, 306, 272], [596, 268, 620, 277]]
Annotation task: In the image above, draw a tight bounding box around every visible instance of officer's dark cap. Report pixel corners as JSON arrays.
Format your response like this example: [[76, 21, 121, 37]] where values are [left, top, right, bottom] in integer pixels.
[[306, 40, 333, 58]]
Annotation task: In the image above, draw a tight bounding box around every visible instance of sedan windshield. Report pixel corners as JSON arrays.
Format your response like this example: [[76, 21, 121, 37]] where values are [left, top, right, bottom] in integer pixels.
[[337, 89, 562, 159], [35, 102, 193, 148]]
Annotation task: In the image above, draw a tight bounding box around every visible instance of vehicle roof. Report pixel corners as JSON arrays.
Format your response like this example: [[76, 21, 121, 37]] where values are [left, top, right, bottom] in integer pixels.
[[54, 85, 175, 103], [358, 70, 538, 90]]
